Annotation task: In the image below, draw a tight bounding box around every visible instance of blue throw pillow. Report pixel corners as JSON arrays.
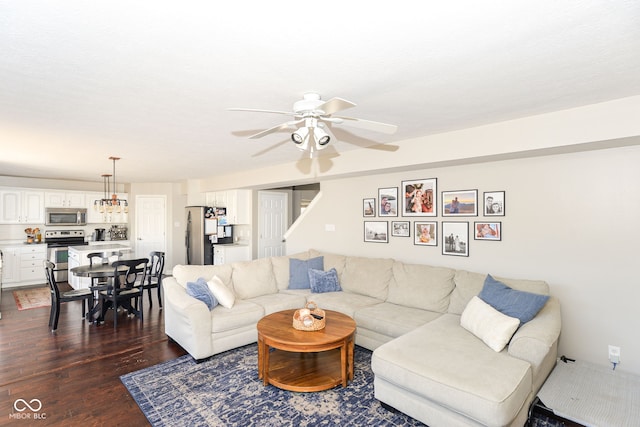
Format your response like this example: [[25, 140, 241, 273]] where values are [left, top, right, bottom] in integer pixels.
[[308, 268, 341, 293], [288, 256, 324, 289], [478, 275, 549, 324], [186, 277, 218, 310]]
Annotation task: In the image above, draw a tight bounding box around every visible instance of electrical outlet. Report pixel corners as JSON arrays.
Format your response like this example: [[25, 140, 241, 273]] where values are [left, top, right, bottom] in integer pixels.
[[608, 345, 621, 364]]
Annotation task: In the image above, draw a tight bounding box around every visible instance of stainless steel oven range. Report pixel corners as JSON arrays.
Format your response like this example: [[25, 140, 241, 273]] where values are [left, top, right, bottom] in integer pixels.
[[45, 230, 88, 282]]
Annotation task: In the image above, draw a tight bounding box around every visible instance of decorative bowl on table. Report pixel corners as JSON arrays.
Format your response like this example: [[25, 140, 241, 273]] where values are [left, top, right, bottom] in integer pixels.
[[293, 301, 326, 331]]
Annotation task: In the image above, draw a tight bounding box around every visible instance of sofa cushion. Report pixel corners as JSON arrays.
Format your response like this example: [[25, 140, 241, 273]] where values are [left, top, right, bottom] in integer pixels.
[[186, 277, 218, 310], [372, 314, 533, 426], [341, 256, 393, 300], [309, 292, 382, 318], [245, 292, 307, 316], [231, 258, 277, 299], [387, 261, 455, 312], [448, 270, 550, 315], [289, 256, 324, 289], [207, 275, 235, 308], [309, 268, 341, 293], [172, 264, 232, 288], [479, 275, 550, 324], [209, 300, 264, 334], [272, 251, 311, 290], [355, 302, 442, 339], [461, 296, 520, 352], [308, 249, 347, 279]]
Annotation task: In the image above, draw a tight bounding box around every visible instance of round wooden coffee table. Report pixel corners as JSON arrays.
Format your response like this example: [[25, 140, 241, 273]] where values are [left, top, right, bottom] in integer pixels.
[[257, 309, 356, 392]]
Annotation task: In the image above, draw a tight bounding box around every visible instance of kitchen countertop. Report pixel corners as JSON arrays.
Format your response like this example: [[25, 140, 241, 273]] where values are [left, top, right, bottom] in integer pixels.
[[68, 243, 131, 251], [0, 241, 47, 246]]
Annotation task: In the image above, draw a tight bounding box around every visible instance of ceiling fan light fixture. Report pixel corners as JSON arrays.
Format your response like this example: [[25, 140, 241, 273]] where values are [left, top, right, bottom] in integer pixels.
[[291, 127, 309, 144], [314, 127, 330, 148]]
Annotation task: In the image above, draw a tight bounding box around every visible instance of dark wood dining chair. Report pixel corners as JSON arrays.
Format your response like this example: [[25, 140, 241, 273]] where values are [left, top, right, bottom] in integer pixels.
[[86, 251, 121, 322], [44, 261, 94, 332], [86, 252, 115, 290], [98, 258, 148, 329], [143, 251, 165, 308]]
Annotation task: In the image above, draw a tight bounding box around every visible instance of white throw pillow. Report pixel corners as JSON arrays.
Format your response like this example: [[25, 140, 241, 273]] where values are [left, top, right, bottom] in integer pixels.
[[207, 275, 236, 308], [460, 296, 519, 352]]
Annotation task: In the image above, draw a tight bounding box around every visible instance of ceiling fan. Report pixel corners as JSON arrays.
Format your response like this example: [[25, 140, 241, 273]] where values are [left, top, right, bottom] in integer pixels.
[[229, 93, 398, 154]]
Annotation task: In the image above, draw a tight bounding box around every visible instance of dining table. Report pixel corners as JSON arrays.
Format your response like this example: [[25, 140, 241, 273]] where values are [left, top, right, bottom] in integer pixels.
[[70, 259, 143, 323]]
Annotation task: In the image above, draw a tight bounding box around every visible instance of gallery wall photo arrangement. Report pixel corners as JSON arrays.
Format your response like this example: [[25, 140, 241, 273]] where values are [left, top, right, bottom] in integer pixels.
[[363, 198, 376, 217], [483, 191, 505, 216], [378, 187, 398, 217], [364, 221, 388, 243], [442, 222, 469, 256], [401, 178, 437, 216], [474, 222, 501, 241], [414, 221, 437, 246], [442, 189, 477, 217], [391, 221, 410, 237]]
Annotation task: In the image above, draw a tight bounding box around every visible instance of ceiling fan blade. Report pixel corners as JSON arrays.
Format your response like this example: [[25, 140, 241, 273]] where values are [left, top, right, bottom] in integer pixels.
[[248, 119, 304, 139], [332, 115, 398, 134], [228, 107, 296, 116], [317, 97, 356, 115]]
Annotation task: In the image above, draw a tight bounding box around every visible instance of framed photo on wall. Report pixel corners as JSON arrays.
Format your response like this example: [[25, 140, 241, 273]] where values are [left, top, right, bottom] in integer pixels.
[[364, 221, 388, 243], [442, 189, 478, 217], [363, 198, 376, 217], [401, 178, 437, 216], [483, 191, 505, 216], [474, 222, 502, 241], [442, 222, 469, 256], [378, 187, 398, 217], [414, 221, 437, 246], [391, 221, 410, 237]]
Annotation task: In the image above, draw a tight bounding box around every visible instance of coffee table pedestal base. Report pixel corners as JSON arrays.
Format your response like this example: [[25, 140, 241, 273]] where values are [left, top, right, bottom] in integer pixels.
[[265, 348, 349, 392]]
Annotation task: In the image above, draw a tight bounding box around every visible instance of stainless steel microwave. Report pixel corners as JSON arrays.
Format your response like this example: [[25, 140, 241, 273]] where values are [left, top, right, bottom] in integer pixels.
[[45, 208, 87, 226]]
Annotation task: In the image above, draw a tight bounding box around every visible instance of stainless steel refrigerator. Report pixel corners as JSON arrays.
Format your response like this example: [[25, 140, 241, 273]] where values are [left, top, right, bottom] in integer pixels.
[[185, 206, 216, 265]]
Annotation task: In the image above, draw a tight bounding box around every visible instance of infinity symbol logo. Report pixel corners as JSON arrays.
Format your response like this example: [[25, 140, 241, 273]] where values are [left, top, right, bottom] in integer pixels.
[[13, 398, 43, 412]]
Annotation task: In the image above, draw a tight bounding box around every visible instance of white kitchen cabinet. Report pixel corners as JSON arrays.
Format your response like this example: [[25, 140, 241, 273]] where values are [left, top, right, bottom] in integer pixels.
[[67, 248, 82, 290], [20, 245, 47, 284], [206, 190, 251, 224], [45, 191, 85, 208], [0, 189, 45, 224], [0, 246, 20, 284], [213, 244, 251, 265], [85, 192, 105, 223], [0, 244, 46, 287]]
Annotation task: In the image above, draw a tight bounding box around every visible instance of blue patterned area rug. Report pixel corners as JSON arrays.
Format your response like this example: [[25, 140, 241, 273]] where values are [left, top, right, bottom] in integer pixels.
[[122, 343, 564, 427], [121, 344, 424, 426]]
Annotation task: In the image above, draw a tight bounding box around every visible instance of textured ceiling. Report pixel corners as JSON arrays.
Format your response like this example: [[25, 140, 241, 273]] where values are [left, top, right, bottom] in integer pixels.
[[1, 1, 639, 184]]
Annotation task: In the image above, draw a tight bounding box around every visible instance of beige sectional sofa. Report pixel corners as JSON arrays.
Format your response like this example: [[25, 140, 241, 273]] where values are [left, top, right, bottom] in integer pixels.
[[163, 249, 561, 427]]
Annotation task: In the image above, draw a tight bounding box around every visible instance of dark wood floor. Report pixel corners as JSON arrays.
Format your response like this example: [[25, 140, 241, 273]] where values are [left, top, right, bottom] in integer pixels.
[[0, 282, 186, 426]]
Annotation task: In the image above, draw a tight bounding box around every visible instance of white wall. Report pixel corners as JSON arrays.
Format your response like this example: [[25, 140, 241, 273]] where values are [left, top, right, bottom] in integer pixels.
[[286, 145, 640, 375], [129, 182, 186, 272]]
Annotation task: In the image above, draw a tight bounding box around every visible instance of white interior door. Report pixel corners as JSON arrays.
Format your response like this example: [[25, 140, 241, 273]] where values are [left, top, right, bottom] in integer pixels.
[[135, 195, 166, 257], [258, 191, 287, 258]]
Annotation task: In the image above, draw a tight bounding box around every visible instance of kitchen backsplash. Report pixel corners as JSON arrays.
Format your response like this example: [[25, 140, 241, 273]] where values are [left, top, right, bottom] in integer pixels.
[[0, 223, 128, 242]]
